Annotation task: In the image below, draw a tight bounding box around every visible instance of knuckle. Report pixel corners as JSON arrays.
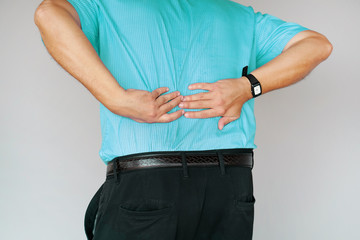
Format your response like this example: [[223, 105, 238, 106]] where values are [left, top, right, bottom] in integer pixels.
[[212, 83, 220, 90], [144, 111, 155, 121], [218, 108, 226, 115], [147, 106, 157, 119], [213, 92, 221, 99], [214, 99, 222, 106], [149, 111, 157, 119], [148, 94, 156, 101], [217, 98, 225, 105]]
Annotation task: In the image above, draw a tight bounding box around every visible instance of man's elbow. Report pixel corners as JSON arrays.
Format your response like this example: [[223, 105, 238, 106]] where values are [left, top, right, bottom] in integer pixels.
[[34, 0, 52, 26], [34, 0, 76, 27], [315, 33, 333, 61], [284, 30, 333, 61], [322, 37, 333, 60]]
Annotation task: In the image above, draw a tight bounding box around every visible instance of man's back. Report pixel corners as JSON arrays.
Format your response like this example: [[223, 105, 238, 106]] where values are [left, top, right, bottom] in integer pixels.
[[35, 0, 331, 239], [71, 0, 307, 163]]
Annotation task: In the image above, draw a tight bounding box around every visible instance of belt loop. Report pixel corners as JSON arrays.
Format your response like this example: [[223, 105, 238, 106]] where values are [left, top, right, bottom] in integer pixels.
[[113, 159, 119, 183], [251, 150, 254, 170], [217, 151, 225, 175], [181, 152, 189, 178]]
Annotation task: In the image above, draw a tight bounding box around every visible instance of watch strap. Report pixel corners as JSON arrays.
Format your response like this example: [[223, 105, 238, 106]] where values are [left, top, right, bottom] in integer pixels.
[[245, 74, 259, 86], [242, 66, 248, 77], [245, 73, 262, 98], [242, 66, 262, 98]]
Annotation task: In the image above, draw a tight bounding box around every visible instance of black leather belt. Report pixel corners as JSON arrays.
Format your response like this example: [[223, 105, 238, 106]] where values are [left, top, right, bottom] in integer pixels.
[[106, 148, 253, 176]]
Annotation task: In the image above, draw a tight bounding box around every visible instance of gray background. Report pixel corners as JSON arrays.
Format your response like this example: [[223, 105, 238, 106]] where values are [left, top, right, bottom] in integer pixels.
[[1, 0, 359, 239]]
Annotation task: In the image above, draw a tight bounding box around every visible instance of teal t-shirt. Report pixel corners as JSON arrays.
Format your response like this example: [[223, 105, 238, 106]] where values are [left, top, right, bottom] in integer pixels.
[[45, 0, 308, 164]]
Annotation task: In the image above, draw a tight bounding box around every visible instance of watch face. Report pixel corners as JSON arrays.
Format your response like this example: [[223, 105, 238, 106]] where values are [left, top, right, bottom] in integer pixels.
[[254, 85, 261, 95]]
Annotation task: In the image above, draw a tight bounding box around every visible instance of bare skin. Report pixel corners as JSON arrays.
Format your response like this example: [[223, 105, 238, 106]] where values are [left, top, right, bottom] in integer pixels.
[[34, 0, 184, 124], [180, 30, 333, 130], [34, 0, 332, 129]]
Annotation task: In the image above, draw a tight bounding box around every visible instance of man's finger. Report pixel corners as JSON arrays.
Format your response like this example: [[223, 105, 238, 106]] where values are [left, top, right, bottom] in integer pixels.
[[218, 116, 237, 130], [152, 87, 169, 99], [158, 109, 184, 123], [183, 109, 219, 119], [182, 92, 213, 101], [179, 99, 213, 109], [159, 95, 182, 114], [156, 91, 180, 106], [188, 82, 214, 91]]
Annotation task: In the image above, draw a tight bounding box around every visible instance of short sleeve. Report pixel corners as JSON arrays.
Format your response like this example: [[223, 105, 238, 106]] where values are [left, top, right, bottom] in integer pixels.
[[66, 0, 100, 53], [255, 12, 309, 68]]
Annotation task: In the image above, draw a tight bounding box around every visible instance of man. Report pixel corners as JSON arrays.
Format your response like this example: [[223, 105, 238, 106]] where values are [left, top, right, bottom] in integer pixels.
[[34, 0, 332, 239]]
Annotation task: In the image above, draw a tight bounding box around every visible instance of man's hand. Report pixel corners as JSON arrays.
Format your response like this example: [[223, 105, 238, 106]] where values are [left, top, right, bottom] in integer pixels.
[[179, 77, 253, 130], [110, 87, 184, 123]]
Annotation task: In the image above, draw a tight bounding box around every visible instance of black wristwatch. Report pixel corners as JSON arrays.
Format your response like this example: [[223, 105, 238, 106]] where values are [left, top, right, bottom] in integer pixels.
[[244, 74, 262, 98]]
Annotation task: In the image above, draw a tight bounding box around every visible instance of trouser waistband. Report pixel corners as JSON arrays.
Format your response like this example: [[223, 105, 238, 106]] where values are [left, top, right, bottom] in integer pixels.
[[106, 148, 254, 179]]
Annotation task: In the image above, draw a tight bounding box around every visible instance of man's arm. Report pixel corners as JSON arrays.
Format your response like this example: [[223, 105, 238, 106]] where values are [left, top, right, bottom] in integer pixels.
[[34, 0, 124, 111], [249, 30, 333, 96], [34, 0, 183, 123], [179, 30, 333, 130]]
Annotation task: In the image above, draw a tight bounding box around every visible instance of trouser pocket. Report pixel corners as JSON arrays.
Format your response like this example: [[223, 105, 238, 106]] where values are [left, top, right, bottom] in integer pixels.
[[94, 199, 176, 240], [223, 167, 256, 240], [93, 168, 179, 240]]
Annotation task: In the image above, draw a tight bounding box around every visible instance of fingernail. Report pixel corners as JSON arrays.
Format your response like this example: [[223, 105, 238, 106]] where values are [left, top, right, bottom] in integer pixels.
[[179, 103, 184, 108], [177, 92, 180, 96]]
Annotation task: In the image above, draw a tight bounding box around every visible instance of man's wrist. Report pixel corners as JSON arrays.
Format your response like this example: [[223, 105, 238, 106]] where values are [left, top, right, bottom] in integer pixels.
[[105, 86, 128, 115], [238, 76, 253, 101]]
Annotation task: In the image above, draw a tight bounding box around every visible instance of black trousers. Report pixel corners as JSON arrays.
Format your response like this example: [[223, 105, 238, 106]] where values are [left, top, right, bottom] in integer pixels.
[[85, 151, 256, 240]]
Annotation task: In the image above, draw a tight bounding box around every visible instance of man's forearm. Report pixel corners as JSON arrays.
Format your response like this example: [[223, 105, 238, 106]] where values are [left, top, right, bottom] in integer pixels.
[[249, 30, 333, 95], [34, 1, 125, 111]]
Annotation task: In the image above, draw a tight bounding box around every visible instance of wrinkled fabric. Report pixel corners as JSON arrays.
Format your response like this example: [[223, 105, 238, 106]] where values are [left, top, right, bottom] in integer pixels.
[[59, 0, 308, 164], [90, 163, 256, 239]]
